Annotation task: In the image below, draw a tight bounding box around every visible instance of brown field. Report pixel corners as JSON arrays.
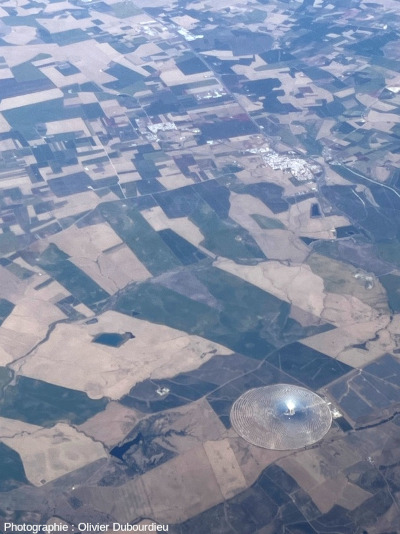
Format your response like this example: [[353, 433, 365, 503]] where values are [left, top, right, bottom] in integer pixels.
[[214, 259, 326, 318], [19, 311, 233, 399], [2, 423, 107, 487], [77, 402, 141, 447]]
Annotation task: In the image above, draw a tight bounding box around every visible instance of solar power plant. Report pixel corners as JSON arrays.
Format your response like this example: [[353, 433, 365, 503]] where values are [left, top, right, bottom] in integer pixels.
[[230, 384, 332, 450]]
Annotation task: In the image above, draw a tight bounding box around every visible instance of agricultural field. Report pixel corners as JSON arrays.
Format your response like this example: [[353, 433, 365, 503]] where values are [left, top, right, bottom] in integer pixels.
[[0, 0, 400, 531]]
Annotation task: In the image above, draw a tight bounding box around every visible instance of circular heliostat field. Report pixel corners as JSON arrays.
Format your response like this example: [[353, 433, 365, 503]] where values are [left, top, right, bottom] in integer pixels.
[[230, 384, 332, 450]]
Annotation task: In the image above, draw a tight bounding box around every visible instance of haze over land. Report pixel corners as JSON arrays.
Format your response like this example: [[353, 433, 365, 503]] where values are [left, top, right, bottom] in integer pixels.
[[1, 0, 400, 532]]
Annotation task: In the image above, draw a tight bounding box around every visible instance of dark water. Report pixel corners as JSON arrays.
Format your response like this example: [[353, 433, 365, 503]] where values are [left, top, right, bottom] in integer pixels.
[[93, 332, 134, 347], [110, 433, 142, 460], [310, 203, 321, 217]]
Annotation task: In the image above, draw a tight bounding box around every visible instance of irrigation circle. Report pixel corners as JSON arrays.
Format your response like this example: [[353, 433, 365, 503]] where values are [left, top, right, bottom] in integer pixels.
[[230, 384, 332, 450]]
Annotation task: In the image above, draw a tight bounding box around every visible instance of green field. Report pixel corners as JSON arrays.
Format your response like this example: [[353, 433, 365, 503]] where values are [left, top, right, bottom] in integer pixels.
[[0, 376, 107, 427], [115, 264, 324, 359], [251, 214, 286, 230], [99, 202, 182, 276], [37, 244, 110, 309], [190, 202, 266, 262]]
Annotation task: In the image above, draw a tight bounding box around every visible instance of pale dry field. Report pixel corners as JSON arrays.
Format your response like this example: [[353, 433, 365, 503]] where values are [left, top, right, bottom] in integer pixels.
[[81, 161, 117, 183], [18, 310, 233, 399], [330, 314, 400, 367], [301, 315, 391, 367], [37, 13, 94, 33], [0, 112, 11, 132], [214, 258, 326, 318], [78, 396, 227, 450], [146, 445, 225, 523], [160, 68, 212, 87], [40, 66, 88, 88], [0, 327, 41, 364], [0, 89, 64, 112], [28, 278, 70, 302], [141, 206, 206, 247], [236, 163, 314, 198], [2, 422, 107, 486], [285, 196, 350, 240], [0, 266, 32, 301], [228, 192, 310, 262], [203, 438, 247, 499], [78, 92, 100, 105], [228, 435, 289, 487], [127, 42, 163, 62], [307, 253, 389, 313], [254, 228, 310, 262], [171, 14, 199, 29], [158, 169, 194, 190], [0, 271, 70, 365], [43, 162, 82, 178], [45, 118, 91, 137], [100, 244, 151, 291], [51, 191, 107, 219], [316, 119, 336, 140], [289, 305, 325, 327], [234, 93, 264, 113], [3, 26, 37, 45], [0, 416, 40, 439], [2, 296, 66, 338], [73, 303, 94, 318], [321, 292, 382, 327], [324, 165, 358, 185], [110, 162, 138, 179], [43, 1, 78, 12], [46, 224, 151, 293], [0, 343, 16, 366], [77, 402, 140, 447], [130, 398, 228, 453], [231, 55, 268, 80], [78, 444, 233, 523], [70, 246, 151, 293], [51, 223, 123, 256], [253, 11, 287, 36], [104, 52, 150, 78], [0, 174, 32, 191], [277, 445, 371, 514], [214, 257, 382, 327], [310, 476, 373, 513], [0, 43, 58, 68]]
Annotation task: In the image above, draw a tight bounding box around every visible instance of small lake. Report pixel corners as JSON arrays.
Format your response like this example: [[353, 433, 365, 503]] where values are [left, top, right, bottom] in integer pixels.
[[92, 332, 134, 348]]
